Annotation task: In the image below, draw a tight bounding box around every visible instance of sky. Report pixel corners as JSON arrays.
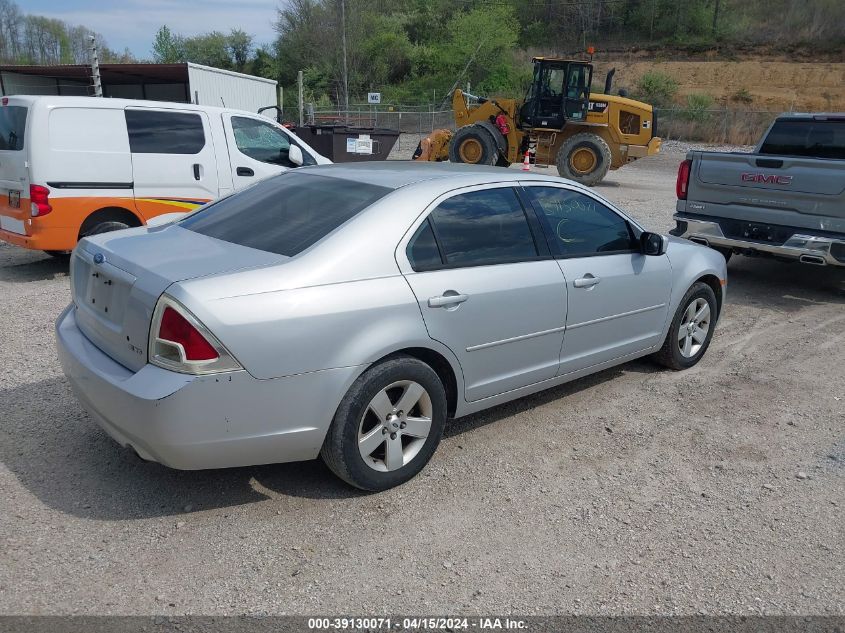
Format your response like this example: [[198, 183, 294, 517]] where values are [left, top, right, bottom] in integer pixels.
[[24, 0, 280, 59]]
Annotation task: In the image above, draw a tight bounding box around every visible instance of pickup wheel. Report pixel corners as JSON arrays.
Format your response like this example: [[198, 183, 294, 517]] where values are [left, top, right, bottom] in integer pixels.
[[653, 282, 718, 370]]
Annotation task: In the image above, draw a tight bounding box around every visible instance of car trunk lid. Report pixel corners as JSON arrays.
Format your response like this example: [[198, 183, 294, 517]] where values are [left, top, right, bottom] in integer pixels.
[[71, 224, 287, 372]]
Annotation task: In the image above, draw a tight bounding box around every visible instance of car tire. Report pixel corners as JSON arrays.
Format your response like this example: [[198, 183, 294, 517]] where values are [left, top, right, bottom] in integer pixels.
[[321, 355, 447, 491], [556, 132, 612, 186], [448, 125, 498, 166], [652, 282, 718, 370]]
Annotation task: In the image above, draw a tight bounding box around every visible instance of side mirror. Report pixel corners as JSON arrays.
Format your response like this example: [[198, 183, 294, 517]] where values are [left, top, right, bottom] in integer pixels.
[[288, 145, 304, 167], [640, 231, 668, 256]]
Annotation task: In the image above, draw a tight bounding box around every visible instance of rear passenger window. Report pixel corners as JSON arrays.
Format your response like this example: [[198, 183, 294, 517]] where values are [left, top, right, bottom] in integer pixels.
[[526, 187, 635, 257], [407, 220, 443, 271], [125, 110, 205, 154], [429, 188, 538, 267]]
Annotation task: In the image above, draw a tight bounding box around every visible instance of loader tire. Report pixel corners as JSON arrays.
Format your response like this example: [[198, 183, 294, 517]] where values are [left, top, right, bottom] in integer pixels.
[[556, 132, 612, 186], [449, 125, 498, 166]]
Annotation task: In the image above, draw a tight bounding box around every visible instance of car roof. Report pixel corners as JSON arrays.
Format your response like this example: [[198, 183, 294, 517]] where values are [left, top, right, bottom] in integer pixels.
[[297, 161, 578, 190]]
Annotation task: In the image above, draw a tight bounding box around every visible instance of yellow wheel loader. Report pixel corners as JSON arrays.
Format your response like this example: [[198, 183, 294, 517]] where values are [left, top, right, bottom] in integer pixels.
[[414, 57, 661, 186]]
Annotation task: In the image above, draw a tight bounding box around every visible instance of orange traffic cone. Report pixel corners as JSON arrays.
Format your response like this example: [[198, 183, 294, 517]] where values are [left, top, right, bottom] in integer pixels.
[[522, 151, 531, 171]]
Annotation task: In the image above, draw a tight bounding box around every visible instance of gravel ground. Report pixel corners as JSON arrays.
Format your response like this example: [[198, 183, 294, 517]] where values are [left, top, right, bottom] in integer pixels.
[[1, 143, 843, 616]]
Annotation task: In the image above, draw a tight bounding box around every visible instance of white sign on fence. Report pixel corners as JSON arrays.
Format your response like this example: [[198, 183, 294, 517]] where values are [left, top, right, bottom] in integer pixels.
[[367, 92, 381, 104]]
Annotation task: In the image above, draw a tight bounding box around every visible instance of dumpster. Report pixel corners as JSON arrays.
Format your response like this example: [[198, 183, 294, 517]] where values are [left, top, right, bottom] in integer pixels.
[[295, 125, 399, 162]]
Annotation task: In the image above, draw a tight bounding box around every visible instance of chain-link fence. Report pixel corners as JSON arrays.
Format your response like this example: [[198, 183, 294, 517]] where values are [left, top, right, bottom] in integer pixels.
[[307, 103, 784, 158], [653, 108, 780, 146]]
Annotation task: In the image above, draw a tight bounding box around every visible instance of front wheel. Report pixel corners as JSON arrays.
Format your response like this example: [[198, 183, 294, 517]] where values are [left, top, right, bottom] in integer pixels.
[[321, 356, 447, 491], [652, 282, 718, 370], [556, 132, 612, 186]]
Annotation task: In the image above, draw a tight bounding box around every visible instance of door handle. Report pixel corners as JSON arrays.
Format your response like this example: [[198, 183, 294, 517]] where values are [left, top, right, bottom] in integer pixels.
[[428, 293, 468, 308], [573, 275, 601, 289], [192, 164, 201, 180], [237, 167, 255, 177]]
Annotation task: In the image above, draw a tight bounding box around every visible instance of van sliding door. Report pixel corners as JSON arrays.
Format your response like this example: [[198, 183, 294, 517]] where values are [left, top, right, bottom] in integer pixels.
[[125, 108, 219, 220]]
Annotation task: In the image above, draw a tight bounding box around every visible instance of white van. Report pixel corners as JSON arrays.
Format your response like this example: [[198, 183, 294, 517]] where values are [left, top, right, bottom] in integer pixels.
[[0, 95, 330, 255]]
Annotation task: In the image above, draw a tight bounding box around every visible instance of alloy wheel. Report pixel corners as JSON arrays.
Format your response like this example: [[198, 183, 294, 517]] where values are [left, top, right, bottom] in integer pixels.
[[678, 297, 711, 358], [357, 380, 433, 472]]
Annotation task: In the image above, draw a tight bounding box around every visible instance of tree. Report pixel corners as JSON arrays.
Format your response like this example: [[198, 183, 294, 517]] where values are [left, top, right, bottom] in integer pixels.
[[228, 29, 253, 71], [152, 25, 182, 63]]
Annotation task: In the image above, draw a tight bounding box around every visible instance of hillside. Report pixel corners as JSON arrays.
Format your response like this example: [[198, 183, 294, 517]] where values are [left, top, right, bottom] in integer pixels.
[[591, 59, 845, 112]]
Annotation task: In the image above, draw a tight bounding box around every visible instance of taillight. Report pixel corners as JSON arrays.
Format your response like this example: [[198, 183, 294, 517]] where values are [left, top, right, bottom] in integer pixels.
[[30, 185, 52, 217], [676, 159, 691, 200], [149, 296, 241, 374], [159, 307, 218, 361]]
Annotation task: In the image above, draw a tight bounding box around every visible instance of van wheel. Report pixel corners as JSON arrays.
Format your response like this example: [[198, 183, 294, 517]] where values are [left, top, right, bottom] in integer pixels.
[[321, 356, 447, 491], [82, 221, 130, 238], [44, 250, 70, 258]]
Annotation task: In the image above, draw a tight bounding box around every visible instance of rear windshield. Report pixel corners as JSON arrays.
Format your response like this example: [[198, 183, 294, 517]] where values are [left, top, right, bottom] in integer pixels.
[[760, 119, 845, 159], [0, 105, 27, 151], [180, 172, 391, 256]]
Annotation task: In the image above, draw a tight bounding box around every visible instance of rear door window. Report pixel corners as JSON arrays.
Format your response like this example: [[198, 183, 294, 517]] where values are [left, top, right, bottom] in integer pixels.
[[426, 188, 539, 267], [0, 106, 27, 151], [180, 172, 391, 256], [125, 110, 205, 154], [760, 119, 845, 159]]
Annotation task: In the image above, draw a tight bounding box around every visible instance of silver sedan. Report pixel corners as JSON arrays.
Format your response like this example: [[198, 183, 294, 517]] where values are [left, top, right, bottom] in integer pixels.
[[56, 163, 727, 490]]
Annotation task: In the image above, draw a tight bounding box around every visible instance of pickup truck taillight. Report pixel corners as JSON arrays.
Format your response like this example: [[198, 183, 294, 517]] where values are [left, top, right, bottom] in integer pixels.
[[149, 295, 242, 375], [676, 159, 692, 200], [30, 185, 52, 217]]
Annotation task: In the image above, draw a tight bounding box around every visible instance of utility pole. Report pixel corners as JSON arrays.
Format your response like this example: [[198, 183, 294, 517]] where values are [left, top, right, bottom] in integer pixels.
[[89, 35, 103, 98], [341, 0, 350, 123], [298, 70, 304, 127]]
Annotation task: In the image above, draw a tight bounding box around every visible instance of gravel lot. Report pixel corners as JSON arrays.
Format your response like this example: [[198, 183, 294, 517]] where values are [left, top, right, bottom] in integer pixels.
[[1, 144, 843, 616]]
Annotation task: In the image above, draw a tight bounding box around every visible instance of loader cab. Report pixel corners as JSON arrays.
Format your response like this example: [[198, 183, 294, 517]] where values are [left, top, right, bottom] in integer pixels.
[[520, 58, 592, 130]]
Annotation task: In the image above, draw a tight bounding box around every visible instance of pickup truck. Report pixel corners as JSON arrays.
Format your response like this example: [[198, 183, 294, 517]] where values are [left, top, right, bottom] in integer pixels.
[[670, 113, 845, 267]]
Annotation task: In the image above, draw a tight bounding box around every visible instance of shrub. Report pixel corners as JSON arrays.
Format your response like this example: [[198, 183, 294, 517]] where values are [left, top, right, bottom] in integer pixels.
[[681, 93, 714, 122], [635, 71, 678, 108], [731, 88, 754, 105]]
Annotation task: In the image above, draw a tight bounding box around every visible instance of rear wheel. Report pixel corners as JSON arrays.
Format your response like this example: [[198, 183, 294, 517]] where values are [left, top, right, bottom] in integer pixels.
[[556, 132, 612, 186], [448, 125, 498, 166], [652, 282, 718, 370], [81, 220, 130, 238], [321, 356, 447, 491], [44, 250, 70, 258]]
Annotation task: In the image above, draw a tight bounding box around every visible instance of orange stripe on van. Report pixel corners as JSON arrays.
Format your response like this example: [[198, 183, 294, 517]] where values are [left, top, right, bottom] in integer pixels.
[[0, 194, 210, 252]]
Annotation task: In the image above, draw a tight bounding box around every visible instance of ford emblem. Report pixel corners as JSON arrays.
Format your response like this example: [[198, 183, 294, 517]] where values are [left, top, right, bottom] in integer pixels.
[[93, 253, 105, 265]]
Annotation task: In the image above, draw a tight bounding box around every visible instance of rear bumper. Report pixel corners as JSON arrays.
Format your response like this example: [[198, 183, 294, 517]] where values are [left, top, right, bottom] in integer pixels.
[[56, 304, 361, 470], [671, 215, 845, 267], [627, 137, 661, 159], [0, 224, 75, 251]]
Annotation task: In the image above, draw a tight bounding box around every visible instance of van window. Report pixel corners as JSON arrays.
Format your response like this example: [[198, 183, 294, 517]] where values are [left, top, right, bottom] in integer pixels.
[[125, 110, 205, 154], [180, 172, 391, 256], [0, 106, 27, 151], [232, 116, 316, 167]]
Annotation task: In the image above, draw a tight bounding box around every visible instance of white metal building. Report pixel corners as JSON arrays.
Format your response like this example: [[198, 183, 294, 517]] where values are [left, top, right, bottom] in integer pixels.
[[0, 62, 278, 115]]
